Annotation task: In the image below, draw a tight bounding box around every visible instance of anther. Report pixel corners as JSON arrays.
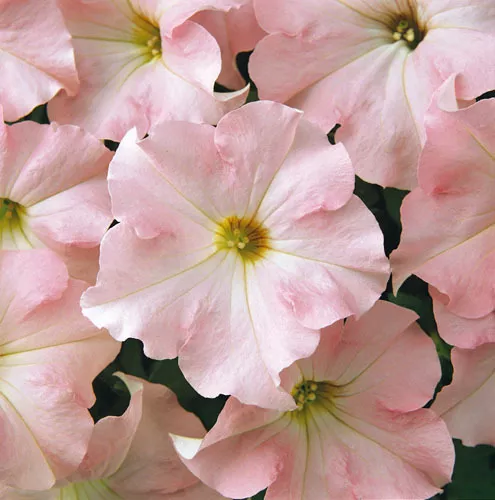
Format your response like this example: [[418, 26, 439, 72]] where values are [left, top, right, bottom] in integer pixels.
[[404, 28, 415, 42]]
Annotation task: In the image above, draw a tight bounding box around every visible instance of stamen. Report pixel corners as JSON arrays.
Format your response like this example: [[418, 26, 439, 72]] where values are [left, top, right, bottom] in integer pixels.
[[404, 28, 415, 43], [214, 215, 270, 263], [392, 17, 423, 49]]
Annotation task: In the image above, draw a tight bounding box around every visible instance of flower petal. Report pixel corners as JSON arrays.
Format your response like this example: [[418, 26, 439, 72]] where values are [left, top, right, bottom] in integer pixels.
[[0, 0, 78, 121], [391, 98, 495, 317], [432, 344, 495, 447], [431, 286, 495, 348]]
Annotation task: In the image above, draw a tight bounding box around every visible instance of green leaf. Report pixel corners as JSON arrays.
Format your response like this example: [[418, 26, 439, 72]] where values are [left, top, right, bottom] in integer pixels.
[[383, 187, 408, 226], [443, 440, 495, 499], [117, 338, 148, 379]]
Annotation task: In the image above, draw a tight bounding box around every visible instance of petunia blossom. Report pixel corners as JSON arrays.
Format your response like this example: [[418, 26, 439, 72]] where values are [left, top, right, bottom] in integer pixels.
[[192, 0, 265, 90], [0, 250, 120, 491], [48, 0, 250, 141], [81, 101, 390, 409], [0, 108, 113, 283], [249, 0, 495, 188], [431, 286, 495, 349], [432, 343, 495, 447], [1, 373, 224, 499], [0, 0, 79, 122], [173, 301, 454, 500], [391, 84, 495, 318]]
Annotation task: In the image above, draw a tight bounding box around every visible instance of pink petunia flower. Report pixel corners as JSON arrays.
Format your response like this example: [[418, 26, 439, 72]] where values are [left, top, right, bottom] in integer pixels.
[[391, 80, 495, 319], [432, 343, 495, 447], [249, 0, 495, 188], [173, 301, 455, 500], [0, 0, 79, 122], [48, 0, 250, 141], [192, 0, 266, 90], [0, 109, 113, 283], [81, 101, 390, 409], [2, 373, 224, 499], [431, 286, 495, 349], [0, 250, 120, 491]]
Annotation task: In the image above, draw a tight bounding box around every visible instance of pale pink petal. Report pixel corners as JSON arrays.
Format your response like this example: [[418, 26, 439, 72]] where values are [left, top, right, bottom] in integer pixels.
[[0, 332, 117, 487], [108, 375, 211, 498], [69, 375, 144, 483], [160, 20, 221, 93], [173, 399, 290, 499], [177, 301, 453, 499], [108, 125, 222, 238], [157, 0, 245, 35], [49, 0, 247, 141], [178, 254, 311, 408], [296, 407, 452, 500], [81, 222, 218, 358], [432, 344, 495, 447], [0, 119, 112, 280], [265, 196, 389, 327], [250, 0, 495, 188], [209, 101, 304, 218], [0, 250, 68, 329], [431, 287, 495, 348], [418, 1, 495, 100], [391, 98, 495, 318], [297, 301, 440, 412], [193, 1, 266, 89], [0, 252, 120, 489], [0, 0, 78, 122]]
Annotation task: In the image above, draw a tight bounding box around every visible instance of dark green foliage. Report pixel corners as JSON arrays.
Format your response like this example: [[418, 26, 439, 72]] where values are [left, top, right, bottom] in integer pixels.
[[440, 440, 495, 500]]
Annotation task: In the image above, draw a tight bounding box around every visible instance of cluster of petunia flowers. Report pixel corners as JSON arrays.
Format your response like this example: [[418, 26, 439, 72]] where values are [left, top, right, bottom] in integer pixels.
[[0, 0, 494, 499]]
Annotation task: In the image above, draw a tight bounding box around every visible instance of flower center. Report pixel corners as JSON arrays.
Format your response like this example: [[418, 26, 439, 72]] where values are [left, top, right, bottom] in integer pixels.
[[130, 11, 162, 62], [146, 32, 161, 59], [292, 379, 320, 411], [0, 198, 35, 249], [392, 18, 423, 49], [289, 378, 342, 422], [214, 216, 270, 263], [0, 198, 18, 221]]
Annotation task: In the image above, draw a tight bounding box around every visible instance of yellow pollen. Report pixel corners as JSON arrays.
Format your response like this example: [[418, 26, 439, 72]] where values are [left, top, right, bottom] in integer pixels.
[[404, 28, 415, 42], [392, 17, 423, 49], [147, 36, 158, 47], [291, 379, 322, 412], [214, 215, 270, 263]]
